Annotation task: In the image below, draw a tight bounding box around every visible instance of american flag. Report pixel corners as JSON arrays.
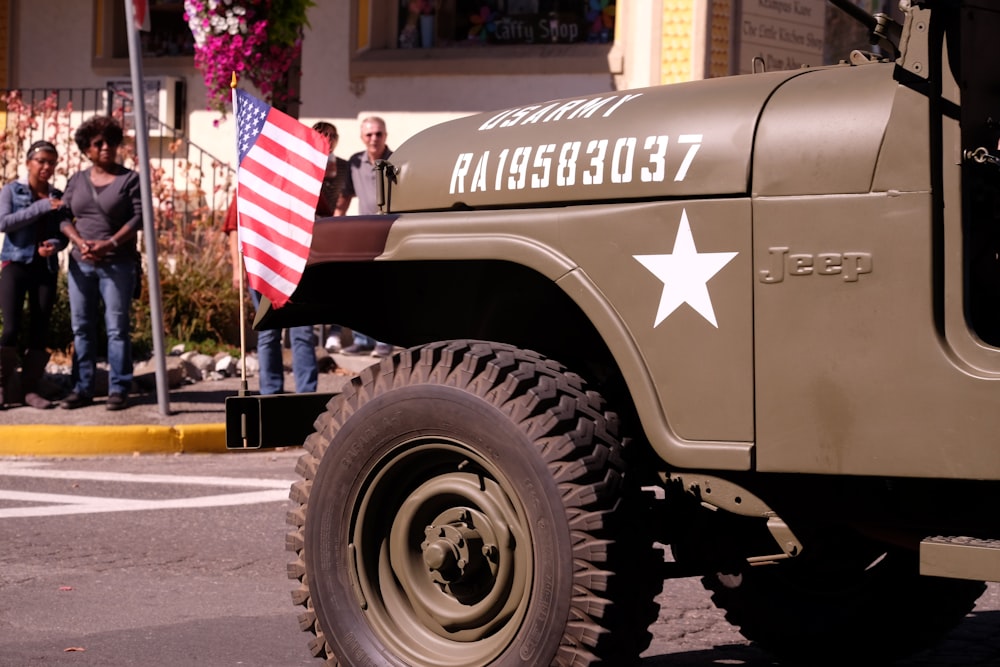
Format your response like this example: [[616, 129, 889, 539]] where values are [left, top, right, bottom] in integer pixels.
[[233, 88, 327, 308]]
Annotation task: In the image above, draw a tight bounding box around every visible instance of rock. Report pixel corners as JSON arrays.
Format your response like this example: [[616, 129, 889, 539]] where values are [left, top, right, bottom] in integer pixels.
[[179, 358, 201, 382], [132, 356, 188, 392], [186, 353, 216, 378], [214, 354, 238, 376]]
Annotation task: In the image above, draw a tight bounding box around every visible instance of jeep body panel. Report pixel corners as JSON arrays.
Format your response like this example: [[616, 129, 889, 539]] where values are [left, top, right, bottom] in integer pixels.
[[754, 190, 999, 477], [252, 7, 1000, 481], [272, 201, 756, 470], [753, 62, 900, 196]]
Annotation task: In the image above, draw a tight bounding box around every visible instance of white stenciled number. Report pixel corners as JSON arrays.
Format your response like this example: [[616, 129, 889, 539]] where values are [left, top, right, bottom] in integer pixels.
[[641, 135, 668, 182], [675, 134, 702, 182], [508, 146, 532, 191], [531, 144, 556, 189], [556, 141, 581, 187], [611, 137, 636, 184], [582, 139, 608, 186], [494, 148, 510, 192], [476, 132, 701, 193]]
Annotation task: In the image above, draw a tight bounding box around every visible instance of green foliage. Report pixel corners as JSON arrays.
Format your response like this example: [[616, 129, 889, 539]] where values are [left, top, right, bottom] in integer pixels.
[[169, 338, 240, 358], [132, 225, 246, 359], [268, 0, 315, 46]]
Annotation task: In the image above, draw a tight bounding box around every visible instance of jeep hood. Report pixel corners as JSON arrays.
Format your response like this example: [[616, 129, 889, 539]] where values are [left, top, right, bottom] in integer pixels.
[[385, 66, 876, 212]]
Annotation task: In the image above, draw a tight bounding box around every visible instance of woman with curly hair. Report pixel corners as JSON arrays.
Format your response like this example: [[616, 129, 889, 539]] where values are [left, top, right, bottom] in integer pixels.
[[58, 115, 141, 411]]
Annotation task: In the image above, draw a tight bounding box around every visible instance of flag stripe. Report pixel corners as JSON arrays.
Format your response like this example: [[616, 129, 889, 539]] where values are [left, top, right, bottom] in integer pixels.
[[258, 120, 327, 169], [241, 237, 305, 287], [238, 214, 310, 266], [240, 156, 321, 226], [246, 133, 322, 181], [242, 255, 298, 298], [240, 211, 312, 252], [234, 89, 326, 308]]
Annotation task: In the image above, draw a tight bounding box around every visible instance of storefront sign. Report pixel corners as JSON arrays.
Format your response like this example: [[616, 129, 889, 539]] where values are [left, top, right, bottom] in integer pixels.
[[737, 0, 826, 74]]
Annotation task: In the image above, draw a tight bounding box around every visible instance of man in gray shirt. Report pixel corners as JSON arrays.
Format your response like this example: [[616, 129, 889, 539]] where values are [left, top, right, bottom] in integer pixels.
[[337, 116, 392, 216]]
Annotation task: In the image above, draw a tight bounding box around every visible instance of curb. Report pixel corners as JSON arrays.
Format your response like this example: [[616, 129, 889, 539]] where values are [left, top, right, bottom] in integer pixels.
[[0, 424, 227, 456]]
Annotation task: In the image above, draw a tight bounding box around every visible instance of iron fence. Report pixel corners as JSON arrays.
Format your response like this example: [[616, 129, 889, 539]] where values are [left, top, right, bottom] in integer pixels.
[[0, 86, 234, 234]]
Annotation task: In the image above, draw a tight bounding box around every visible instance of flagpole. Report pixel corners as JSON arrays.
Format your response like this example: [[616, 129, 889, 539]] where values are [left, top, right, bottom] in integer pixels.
[[231, 75, 249, 398], [124, 0, 170, 415]]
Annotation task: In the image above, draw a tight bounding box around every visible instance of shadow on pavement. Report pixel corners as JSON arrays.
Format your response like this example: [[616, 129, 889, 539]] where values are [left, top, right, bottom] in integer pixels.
[[640, 609, 1000, 666]]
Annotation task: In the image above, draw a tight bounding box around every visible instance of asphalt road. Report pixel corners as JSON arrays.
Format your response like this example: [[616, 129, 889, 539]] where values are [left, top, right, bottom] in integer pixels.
[[0, 452, 997, 666]]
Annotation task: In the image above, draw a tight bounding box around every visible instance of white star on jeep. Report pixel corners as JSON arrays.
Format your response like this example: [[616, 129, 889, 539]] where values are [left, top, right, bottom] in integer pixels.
[[633, 209, 737, 328]]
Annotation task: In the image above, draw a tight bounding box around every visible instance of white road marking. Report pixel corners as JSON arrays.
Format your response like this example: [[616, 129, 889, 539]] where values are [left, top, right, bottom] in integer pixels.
[[0, 461, 294, 518]]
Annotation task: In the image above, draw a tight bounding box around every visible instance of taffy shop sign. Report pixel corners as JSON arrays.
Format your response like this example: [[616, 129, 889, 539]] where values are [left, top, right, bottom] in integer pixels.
[[492, 15, 584, 43]]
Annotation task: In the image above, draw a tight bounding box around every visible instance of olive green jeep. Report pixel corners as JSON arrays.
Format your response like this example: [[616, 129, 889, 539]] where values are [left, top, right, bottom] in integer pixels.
[[227, 1, 1000, 664]]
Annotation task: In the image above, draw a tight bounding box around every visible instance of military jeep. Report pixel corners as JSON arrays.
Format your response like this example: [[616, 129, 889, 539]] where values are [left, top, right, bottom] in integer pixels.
[[227, 1, 1000, 664]]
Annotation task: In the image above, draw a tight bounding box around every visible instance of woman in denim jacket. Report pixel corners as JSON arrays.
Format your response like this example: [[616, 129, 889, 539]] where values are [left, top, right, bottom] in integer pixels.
[[0, 140, 68, 409]]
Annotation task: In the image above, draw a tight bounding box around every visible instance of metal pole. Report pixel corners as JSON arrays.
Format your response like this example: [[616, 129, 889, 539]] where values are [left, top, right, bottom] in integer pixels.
[[123, 0, 171, 415], [231, 77, 250, 399]]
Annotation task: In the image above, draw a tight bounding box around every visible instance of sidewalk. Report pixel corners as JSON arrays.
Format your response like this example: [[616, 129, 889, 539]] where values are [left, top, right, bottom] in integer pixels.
[[0, 352, 378, 456]]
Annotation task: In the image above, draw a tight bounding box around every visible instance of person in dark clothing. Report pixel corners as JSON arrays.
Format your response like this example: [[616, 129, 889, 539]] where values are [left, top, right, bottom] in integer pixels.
[[0, 140, 68, 409], [312, 121, 349, 218]]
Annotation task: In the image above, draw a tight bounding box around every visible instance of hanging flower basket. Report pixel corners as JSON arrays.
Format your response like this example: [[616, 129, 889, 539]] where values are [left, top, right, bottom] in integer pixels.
[[183, 0, 314, 115]]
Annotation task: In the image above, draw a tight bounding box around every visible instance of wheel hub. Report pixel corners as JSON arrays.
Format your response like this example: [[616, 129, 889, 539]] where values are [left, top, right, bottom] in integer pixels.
[[421, 510, 491, 585], [385, 470, 523, 637]]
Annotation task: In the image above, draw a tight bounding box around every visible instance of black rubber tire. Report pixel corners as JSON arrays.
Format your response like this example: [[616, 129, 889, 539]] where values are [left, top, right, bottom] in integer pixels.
[[698, 532, 986, 666], [286, 340, 660, 666]]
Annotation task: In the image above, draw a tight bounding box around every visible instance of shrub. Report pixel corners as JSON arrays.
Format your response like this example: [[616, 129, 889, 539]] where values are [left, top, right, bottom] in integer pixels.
[[132, 224, 249, 359]]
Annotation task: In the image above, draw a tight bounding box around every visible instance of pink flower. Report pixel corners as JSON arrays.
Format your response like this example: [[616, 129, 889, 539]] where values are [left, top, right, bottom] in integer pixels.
[[184, 0, 307, 115]]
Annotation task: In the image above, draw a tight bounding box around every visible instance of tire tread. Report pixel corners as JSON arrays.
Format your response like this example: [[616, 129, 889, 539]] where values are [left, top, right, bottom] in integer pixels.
[[285, 340, 660, 666]]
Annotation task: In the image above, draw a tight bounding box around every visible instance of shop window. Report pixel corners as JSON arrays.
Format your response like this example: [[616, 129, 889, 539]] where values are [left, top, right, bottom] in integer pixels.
[[396, 0, 615, 49], [95, 0, 194, 64], [352, 0, 621, 78]]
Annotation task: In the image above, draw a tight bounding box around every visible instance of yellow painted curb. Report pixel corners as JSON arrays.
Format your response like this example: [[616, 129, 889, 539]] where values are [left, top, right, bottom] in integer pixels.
[[0, 424, 227, 456]]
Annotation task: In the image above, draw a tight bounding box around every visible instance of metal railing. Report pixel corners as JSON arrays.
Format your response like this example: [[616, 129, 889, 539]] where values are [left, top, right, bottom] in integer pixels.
[[0, 86, 235, 234]]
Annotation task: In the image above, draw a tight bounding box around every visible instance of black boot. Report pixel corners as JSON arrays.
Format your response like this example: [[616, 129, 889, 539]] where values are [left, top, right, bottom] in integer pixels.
[[0, 346, 21, 409], [22, 349, 54, 409]]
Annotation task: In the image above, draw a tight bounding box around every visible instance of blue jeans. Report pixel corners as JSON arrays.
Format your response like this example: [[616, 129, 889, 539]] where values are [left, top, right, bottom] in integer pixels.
[[68, 255, 135, 396], [251, 290, 317, 394]]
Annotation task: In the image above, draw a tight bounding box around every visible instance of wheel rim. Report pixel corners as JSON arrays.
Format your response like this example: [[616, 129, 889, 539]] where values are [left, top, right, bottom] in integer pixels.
[[351, 439, 534, 665]]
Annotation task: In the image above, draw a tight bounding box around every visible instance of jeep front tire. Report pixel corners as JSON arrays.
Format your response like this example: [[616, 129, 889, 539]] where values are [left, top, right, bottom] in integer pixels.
[[286, 340, 657, 666]]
